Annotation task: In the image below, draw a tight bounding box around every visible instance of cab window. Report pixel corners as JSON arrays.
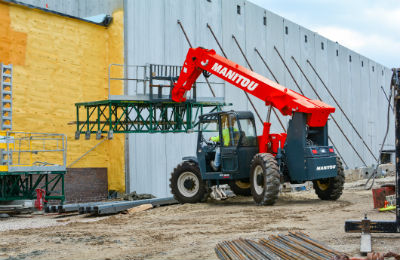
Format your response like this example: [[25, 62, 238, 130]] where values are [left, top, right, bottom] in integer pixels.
[[220, 114, 240, 147], [239, 119, 257, 146]]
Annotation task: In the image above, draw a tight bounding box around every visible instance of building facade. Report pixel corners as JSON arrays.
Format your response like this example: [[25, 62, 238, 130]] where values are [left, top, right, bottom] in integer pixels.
[[124, 0, 394, 197], [8, 0, 394, 198]]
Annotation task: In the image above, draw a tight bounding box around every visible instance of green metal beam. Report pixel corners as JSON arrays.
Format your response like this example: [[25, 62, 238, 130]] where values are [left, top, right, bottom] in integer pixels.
[[74, 99, 228, 138], [0, 172, 65, 203]]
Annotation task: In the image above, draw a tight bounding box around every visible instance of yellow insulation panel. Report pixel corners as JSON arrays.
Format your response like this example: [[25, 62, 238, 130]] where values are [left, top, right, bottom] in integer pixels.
[[0, 3, 125, 191]]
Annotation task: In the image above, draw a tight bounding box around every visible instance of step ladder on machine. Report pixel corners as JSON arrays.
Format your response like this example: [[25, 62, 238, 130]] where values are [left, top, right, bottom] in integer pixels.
[[0, 63, 12, 131], [0, 63, 12, 169]]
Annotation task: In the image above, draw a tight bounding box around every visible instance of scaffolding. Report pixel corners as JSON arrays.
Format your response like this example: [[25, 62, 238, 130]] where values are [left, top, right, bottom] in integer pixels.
[[0, 131, 67, 202], [75, 63, 227, 139]]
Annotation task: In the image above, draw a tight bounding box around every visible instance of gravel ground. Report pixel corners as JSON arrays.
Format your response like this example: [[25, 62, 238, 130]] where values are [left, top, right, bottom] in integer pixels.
[[0, 176, 398, 260]]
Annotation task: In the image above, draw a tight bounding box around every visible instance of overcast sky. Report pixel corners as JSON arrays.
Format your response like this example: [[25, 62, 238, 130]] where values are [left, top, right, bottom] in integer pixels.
[[249, 0, 400, 68]]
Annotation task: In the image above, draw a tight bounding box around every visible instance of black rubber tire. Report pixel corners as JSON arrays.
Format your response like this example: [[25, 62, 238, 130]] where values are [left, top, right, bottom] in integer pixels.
[[228, 180, 251, 196], [169, 161, 207, 204], [313, 157, 345, 200], [250, 153, 281, 205]]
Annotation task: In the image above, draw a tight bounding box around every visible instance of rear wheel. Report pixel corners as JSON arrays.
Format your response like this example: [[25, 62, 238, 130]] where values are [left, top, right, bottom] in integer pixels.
[[250, 153, 281, 205], [228, 180, 251, 196], [170, 161, 207, 203], [313, 157, 345, 200]]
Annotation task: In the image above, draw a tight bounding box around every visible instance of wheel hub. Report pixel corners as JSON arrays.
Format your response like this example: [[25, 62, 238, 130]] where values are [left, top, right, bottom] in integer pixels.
[[316, 180, 330, 191], [253, 165, 265, 195], [177, 171, 200, 197], [184, 178, 195, 190], [256, 175, 264, 186]]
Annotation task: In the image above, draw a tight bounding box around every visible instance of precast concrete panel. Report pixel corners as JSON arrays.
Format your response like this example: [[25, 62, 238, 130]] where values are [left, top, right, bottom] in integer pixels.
[[314, 34, 329, 103], [368, 60, 378, 163], [264, 10, 285, 133], [281, 19, 301, 133], [337, 45, 358, 167], [299, 28, 317, 100], [244, 2, 270, 134], [360, 55, 374, 163], [221, 0, 248, 111], [315, 34, 341, 153], [348, 50, 364, 164], [195, 0, 224, 98], [326, 40, 345, 165]]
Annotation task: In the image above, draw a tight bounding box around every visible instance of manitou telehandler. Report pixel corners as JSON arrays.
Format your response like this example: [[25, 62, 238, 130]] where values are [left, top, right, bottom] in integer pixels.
[[169, 47, 344, 205]]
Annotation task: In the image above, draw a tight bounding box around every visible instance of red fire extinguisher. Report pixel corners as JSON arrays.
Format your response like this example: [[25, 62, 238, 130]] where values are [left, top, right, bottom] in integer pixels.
[[35, 188, 47, 211]]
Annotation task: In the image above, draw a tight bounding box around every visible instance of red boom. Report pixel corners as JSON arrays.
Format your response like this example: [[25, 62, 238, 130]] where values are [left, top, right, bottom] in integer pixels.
[[172, 47, 335, 127], [172, 47, 335, 154]]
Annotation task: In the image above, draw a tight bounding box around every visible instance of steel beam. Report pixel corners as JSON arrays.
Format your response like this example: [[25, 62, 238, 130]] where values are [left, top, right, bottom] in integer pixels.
[[74, 100, 227, 138]]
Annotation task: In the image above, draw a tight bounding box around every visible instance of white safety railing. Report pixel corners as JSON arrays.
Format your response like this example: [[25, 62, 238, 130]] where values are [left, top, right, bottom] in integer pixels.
[[0, 132, 67, 172]]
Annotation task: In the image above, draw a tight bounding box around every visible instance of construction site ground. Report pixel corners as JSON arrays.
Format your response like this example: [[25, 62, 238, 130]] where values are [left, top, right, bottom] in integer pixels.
[[0, 177, 399, 260]]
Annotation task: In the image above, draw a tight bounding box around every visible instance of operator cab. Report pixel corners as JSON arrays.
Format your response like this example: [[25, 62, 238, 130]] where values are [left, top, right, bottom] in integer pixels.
[[196, 111, 258, 180]]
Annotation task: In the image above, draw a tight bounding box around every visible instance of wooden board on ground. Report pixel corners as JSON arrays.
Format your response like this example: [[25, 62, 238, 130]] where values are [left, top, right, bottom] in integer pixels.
[[126, 204, 153, 214]]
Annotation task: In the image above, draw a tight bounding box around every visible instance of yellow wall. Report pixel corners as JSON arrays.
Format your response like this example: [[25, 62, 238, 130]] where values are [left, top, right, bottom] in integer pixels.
[[0, 2, 125, 192]]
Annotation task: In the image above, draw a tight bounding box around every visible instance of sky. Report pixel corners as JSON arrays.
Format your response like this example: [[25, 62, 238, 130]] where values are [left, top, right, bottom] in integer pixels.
[[248, 0, 400, 68]]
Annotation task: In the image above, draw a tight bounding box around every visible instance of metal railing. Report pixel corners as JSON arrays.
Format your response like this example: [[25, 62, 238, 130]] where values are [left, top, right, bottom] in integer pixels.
[[0, 132, 67, 172], [108, 63, 223, 102]]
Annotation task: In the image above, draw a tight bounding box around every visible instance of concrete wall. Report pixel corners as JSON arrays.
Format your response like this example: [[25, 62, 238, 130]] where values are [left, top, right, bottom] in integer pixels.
[[125, 0, 394, 197], [0, 1, 125, 192], [10, 0, 122, 18]]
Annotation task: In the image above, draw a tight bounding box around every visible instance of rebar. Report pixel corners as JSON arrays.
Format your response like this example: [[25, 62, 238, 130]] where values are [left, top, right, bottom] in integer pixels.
[[215, 232, 342, 260]]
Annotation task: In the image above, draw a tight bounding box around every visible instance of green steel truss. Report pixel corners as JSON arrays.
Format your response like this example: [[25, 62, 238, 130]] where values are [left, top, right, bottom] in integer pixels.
[[0, 171, 65, 202], [75, 100, 227, 139]]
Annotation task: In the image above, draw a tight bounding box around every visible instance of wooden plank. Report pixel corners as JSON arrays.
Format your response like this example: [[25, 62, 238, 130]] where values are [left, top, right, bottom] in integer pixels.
[[126, 204, 153, 214]]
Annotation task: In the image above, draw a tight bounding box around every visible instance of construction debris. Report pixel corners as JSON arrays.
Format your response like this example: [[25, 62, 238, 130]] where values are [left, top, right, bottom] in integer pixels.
[[123, 191, 155, 201], [215, 231, 342, 260]]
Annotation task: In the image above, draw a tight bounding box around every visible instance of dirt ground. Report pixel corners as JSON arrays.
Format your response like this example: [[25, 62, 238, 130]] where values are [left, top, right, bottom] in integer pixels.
[[0, 178, 399, 260]]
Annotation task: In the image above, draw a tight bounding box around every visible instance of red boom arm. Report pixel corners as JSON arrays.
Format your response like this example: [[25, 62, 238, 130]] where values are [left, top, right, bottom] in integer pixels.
[[172, 47, 335, 127]]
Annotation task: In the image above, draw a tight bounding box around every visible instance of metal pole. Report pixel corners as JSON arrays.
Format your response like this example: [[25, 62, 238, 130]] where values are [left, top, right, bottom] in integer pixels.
[[206, 23, 227, 58], [177, 20, 216, 98], [288, 56, 366, 166], [254, 48, 279, 83], [273, 46, 304, 95], [306, 59, 378, 162], [381, 86, 394, 111], [393, 68, 400, 231]]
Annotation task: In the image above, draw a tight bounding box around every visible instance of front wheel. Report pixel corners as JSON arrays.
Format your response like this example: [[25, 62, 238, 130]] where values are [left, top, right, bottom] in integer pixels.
[[250, 153, 281, 205], [170, 161, 207, 204], [313, 157, 345, 200]]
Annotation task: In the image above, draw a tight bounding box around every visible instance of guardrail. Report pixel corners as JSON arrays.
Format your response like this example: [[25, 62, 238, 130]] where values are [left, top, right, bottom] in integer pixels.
[[0, 131, 67, 172]]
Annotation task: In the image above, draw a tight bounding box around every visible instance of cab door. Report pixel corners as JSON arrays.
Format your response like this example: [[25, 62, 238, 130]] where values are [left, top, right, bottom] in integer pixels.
[[220, 113, 240, 173]]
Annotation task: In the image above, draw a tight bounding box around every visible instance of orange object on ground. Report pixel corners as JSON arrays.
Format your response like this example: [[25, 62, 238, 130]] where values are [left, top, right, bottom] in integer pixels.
[[372, 185, 395, 208]]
